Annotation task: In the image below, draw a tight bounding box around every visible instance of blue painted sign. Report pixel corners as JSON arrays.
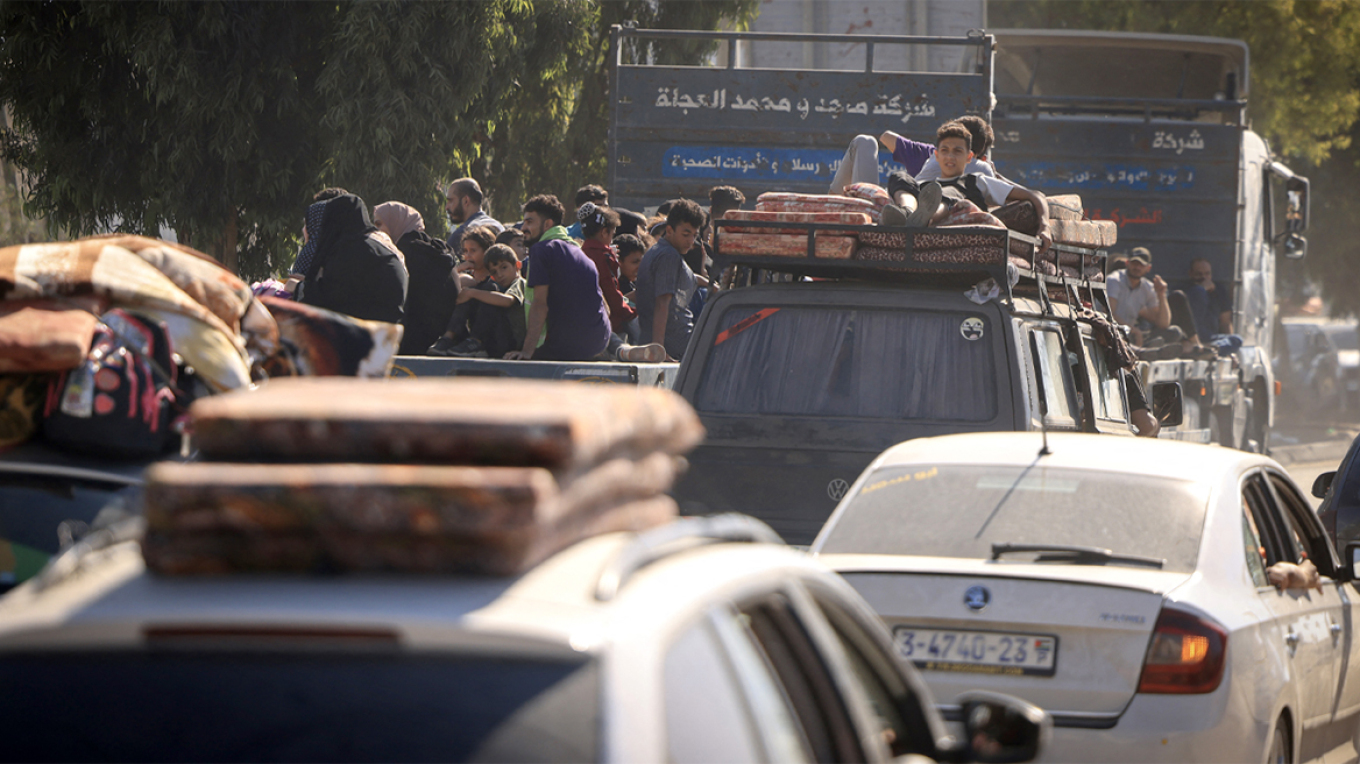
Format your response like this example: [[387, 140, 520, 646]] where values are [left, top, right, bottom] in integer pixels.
[[663, 146, 906, 183], [1007, 162, 1197, 192]]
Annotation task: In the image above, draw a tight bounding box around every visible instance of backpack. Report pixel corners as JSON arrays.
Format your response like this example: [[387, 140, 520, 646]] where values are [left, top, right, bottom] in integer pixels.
[[43, 309, 180, 458]]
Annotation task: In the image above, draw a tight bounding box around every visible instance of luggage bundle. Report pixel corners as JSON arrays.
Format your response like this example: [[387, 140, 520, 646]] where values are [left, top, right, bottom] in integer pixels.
[[141, 377, 706, 576]]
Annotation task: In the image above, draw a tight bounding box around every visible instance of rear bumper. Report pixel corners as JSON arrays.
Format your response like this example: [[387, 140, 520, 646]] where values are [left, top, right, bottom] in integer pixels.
[[989, 689, 1261, 763]]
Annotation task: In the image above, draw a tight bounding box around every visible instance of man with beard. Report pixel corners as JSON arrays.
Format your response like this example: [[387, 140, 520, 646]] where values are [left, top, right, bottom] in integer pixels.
[[504, 195, 611, 361], [444, 178, 503, 255]]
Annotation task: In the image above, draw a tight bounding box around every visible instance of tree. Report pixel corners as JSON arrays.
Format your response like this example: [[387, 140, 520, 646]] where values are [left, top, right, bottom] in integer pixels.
[[469, 0, 759, 222], [0, 0, 593, 279]]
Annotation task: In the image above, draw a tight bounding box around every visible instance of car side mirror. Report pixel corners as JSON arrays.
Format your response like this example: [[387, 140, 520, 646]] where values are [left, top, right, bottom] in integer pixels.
[[1346, 542, 1360, 582], [1151, 382, 1183, 427], [1313, 471, 1336, 499], [1280, 232, 1307, 260], [955, 691, 1050, 763]]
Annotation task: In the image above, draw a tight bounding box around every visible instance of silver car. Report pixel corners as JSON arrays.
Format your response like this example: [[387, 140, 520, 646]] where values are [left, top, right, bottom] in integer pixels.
[[815, 432, 1360, 763]]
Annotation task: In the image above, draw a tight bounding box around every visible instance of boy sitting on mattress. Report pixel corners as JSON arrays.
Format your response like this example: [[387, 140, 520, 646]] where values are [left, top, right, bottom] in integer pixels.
[[884, 121, 1052, 253]]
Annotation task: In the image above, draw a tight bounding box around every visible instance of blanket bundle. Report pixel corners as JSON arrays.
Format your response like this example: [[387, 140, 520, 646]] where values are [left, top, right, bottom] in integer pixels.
[[0, 235, 276, 391]]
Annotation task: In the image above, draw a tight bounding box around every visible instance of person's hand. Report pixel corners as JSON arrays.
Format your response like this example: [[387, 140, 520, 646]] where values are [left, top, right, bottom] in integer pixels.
[[454, 260, 474, 274], [504, 351, 530, 360], [1037, 229, 1052, 254], [1153, 275, 1167, 296], [456, 289, 475, 304]]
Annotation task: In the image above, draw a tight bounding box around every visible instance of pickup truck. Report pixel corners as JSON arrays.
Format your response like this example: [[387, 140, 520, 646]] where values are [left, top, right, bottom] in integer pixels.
[[668, 221, 1179, 545]]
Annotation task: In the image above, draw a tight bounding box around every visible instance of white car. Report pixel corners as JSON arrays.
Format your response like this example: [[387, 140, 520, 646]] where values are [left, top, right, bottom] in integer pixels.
[[0, 514, 1046, 763], [812, 432, 1360, 764]]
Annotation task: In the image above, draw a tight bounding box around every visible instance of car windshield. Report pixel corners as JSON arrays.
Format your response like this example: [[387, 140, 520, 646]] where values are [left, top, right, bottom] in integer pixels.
[[817, 464, 1209, 573], [694, 306, 998, 421], [0, 651, 598, 762]]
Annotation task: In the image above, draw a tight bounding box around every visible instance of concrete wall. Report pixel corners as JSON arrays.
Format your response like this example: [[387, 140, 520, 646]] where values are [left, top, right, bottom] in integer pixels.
[[739, 0, 986, 73]]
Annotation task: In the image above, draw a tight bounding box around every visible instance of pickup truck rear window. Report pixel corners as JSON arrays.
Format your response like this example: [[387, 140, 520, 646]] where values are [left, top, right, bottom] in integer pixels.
[[694, 306, 997, 421], [0, 651, 597, 762]]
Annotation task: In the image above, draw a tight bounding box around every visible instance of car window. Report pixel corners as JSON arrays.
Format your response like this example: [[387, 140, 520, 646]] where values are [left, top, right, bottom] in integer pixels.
[[1243, 473, 1293, 566], [1082, 338, 1125, 421], [1031, 329, 1078, 424], [0, 651, 598, 763], [694, 306, 997, 422], [810, 597, 941, 761], [739, 593, 866, 764], [664, 617, 764, 764], [706, 608, 814, 763], [1267, 471, 1337, 575], [817, 464, 1209, 572], [1242, 504, 1270, 588]]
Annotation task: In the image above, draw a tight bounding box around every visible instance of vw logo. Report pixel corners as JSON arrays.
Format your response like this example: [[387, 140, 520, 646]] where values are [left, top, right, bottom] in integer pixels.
[[827, 479, 850, 501], [963, 585, 991, 612]]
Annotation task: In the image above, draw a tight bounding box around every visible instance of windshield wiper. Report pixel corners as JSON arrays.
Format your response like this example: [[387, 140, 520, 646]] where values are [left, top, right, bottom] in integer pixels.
[[991, 543, 1165, 569]]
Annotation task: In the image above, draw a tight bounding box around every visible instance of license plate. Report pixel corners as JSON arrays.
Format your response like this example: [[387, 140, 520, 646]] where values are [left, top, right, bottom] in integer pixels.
[[893, 627, 1057, 677]]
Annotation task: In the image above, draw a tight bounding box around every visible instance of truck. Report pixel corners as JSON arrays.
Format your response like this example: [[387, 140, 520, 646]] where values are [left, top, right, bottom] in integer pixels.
[[990, 30, 1309, 454], [609, 27, 1300, 543]]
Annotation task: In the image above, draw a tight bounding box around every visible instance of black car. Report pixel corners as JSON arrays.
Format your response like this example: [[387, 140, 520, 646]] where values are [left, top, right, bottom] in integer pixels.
[[0, 442, 154, 592], [1314, 433, 1360, 551]]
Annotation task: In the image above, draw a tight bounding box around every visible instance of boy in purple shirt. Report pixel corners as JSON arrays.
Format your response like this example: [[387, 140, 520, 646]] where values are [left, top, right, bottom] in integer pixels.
[[504, 195, 611, 361]]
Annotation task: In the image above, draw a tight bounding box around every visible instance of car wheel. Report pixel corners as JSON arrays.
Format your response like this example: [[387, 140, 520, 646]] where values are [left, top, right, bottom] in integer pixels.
[[1266, 717, 1291, 764]]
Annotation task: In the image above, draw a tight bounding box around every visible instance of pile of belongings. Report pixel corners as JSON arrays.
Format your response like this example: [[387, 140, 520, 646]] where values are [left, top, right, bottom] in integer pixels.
[[0, 235, 273, 453], [852, 190, 1112, 280], [718, 193, 875, 260], [716, 189, 1113, 280], [141, 377, 706, 576], [0, 235, 407, 454]]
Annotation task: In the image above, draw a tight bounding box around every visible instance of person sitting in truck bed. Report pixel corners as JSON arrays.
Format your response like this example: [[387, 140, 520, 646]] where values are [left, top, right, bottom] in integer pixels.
[[505, 194, 611, 362], [829, 115, 996, 194], [428, 244, 526, 358], [1108, 247, 1172, 347], [884, 122, 1054, 251], [636, 200, 706, 363]]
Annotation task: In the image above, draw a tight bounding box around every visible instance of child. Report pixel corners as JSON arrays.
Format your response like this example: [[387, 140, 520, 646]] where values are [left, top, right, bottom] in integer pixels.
[[886, 121, 1053, 253], [613, 233, 646, 343], [429, 244, 526, 358], [454, 225, 498, 289]]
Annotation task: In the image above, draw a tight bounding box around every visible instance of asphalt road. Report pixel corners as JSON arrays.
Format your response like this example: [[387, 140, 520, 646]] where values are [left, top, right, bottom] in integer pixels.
[[1286, 459, 1338, 510]]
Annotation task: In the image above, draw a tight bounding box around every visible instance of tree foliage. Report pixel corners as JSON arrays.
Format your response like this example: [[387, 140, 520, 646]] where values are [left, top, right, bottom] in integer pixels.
[[0, 0, 594, 278], [477, 0, 759, 222], [991, 0, 1360, 314]]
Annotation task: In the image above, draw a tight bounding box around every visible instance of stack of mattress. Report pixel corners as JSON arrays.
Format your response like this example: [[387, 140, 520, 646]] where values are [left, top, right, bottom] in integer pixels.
[[141, 378, 705, 577], [714, 193, 878, 260]]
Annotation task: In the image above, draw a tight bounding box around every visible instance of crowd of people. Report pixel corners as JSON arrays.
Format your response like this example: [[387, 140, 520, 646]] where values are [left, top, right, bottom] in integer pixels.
[[268, 180, 748, 363]]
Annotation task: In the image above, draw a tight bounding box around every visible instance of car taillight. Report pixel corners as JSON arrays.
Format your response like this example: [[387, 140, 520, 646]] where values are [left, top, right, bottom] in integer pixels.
[[1136, 607, 1228, 694]]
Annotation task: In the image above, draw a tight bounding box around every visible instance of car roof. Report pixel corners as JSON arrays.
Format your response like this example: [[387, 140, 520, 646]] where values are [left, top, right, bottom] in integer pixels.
[[866, 432, 1274, 483], [0, 441, 161, 486], [0, 527, 833, 656]]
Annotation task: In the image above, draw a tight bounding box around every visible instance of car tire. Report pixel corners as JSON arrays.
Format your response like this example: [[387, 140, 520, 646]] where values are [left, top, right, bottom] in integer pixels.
[[1266, 716, 1291, 764]]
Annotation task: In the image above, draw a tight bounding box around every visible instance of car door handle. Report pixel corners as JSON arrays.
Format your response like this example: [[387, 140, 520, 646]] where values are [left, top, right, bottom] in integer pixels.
[[1286, 630, 1301, 648], [1332, 623, 1344, 637]]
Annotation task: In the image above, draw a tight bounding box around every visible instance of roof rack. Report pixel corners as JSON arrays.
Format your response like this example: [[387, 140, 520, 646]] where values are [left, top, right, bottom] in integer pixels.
[[594, 514, 783, 601], [711, 218, 1109, 311]]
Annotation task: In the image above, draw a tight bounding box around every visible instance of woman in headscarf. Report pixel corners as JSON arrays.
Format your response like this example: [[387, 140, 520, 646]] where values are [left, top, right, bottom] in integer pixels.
[[297, 193, 408, 325], [374, 200, 459, 355]]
